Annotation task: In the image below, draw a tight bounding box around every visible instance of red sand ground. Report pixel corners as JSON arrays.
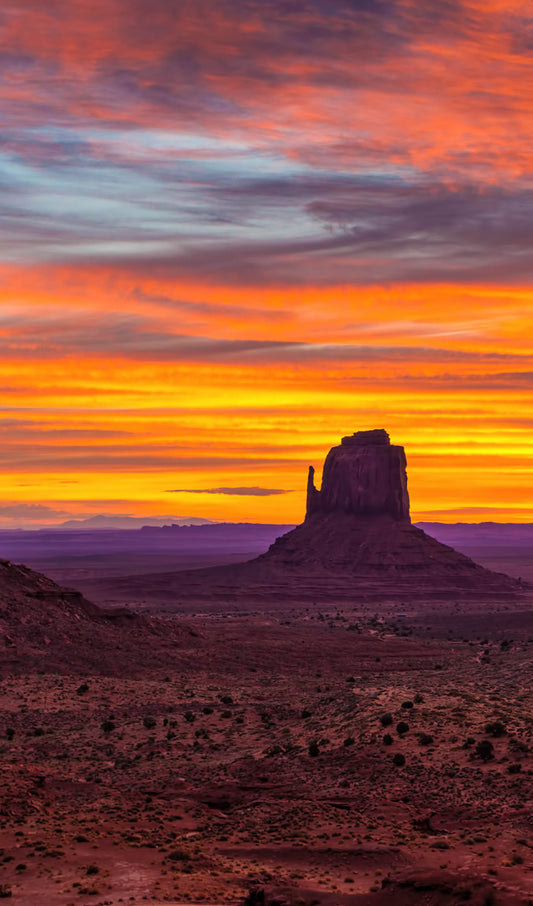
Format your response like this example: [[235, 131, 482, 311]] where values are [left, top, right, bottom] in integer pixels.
[[1, 548, 533, 906]]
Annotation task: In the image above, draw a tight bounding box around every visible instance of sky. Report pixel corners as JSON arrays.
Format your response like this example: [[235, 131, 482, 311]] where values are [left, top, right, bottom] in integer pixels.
[[1, 0, 533, 528]]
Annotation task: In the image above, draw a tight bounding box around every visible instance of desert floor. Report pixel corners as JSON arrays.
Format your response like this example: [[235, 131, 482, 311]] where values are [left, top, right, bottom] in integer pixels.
[[1, 544, 533, 906]]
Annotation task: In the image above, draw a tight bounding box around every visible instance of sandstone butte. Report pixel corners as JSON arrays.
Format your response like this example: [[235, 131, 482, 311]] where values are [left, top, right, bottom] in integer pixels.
[[156, 428, 524, 602], [306, 428, 410, 522], [0, 430, 525, 631]]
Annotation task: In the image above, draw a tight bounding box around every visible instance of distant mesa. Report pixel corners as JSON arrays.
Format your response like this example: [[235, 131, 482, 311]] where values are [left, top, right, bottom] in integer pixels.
[[50, 514, 214, 531], [94, 428, 525, 604]]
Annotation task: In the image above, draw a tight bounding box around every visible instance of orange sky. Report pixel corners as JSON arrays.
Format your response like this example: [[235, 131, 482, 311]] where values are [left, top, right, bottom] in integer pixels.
[[1, 0, 533, 527]]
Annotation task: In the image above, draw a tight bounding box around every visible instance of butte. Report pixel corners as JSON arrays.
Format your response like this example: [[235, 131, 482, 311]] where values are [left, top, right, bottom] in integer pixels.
[[113, 428, 524, 605]]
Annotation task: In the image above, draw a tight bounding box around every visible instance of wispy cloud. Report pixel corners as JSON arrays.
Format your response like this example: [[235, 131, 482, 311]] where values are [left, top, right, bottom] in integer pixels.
[[417, 506, 533, 516], [0, 309, 530, 364], [167, 486, 291, 496], [0, 503, 71, 519]]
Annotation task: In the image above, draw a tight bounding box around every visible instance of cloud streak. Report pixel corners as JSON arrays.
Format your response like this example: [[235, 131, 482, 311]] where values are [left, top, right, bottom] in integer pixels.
[[0, 503, 71, 519], [0, 308, 530, 365], [167, 487, 291, 496]]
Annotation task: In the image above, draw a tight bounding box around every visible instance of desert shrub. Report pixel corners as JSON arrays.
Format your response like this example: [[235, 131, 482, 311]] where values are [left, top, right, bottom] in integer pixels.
[[463, 737, 475, 748], [418, 733, 434, 746], [184, 711, 195, 722], [508, 763, 522, 774], [101, 720, 115, 733], [0, 884, 12, 898], [202, 706, 213, 715], [5, 728, 14, 741], [343, 736, 355, 747], [301, 709, 312, 719], [414, 693, 424, 704], [33, 727, 44, 737], [76, 683, 89, 695], [401, 700, 414, 710], [392, 753, 405, 766], [86, 865, 99, 875], [380, 713, 393, 727], [221, 710, 232, 718], [308, 740, 320, 757], [143, 716, 156, 730], [382, 734, 393, 746], [475, 739, 494, 761], [485, 721, 506, 737], [244, 886, 266, 906], [168, 848, 189, 862], [396, 721, 409, 736], [220, 695, 233, 704], [266, 744, 282, 756]]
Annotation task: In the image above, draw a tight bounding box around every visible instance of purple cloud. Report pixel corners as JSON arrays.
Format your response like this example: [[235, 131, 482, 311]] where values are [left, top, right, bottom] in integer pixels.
[[167, 487, 291, 496]]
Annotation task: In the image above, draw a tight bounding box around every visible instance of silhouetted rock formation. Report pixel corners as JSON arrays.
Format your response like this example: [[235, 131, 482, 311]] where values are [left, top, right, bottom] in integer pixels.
[[306, 429, 410, 521], [90, 429, 525, 605], [250, 429, 519, 593]]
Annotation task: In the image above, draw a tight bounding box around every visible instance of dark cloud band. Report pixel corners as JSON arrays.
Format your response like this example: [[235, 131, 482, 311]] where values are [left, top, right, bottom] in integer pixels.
[[167, 487, 291, 496]]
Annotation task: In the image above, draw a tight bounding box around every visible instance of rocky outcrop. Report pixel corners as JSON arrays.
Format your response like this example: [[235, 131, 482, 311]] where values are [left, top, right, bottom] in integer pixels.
[[254, 429, 513, 587], [244, 429, 522, 596], [306, 428, 410, 521], [0, 558, 199, 674], [93, 428, 524, 605]]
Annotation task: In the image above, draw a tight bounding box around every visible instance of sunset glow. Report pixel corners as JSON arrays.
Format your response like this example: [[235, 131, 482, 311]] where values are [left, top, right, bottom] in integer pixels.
[[2, 0, 533, 526]]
